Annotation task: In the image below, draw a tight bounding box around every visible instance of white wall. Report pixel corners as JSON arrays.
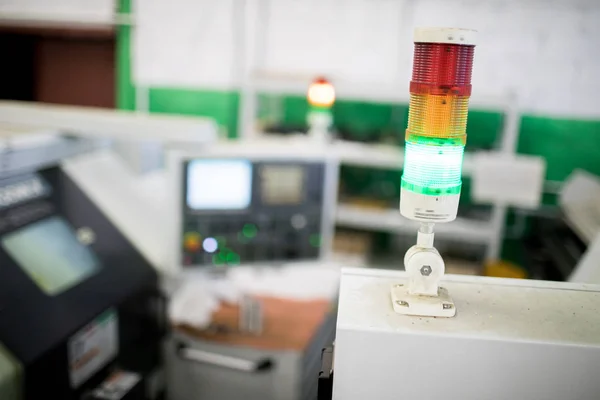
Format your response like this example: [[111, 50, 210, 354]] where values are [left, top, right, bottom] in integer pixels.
[[0, 0, 116, 23], [133, 0, 600, 118]]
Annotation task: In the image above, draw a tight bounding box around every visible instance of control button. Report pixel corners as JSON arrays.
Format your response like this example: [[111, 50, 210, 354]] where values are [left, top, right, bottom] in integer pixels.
[[242, 223, 258, 239], [76, 227, 96, 245], [183, 232, 202, 252], [258, 214, 271, 224], [202, 237, 218, 253], [309, 233, 321, 248], [290, 214, 307, 230]]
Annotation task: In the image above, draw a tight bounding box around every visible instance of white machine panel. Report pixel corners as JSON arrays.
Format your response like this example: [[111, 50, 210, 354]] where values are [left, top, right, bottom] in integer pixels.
[[334, 268, 600, 400]]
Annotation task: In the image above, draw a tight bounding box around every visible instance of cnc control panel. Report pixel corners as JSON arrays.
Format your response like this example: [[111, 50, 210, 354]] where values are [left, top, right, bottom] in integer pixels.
[[180, 158, 329, 267]]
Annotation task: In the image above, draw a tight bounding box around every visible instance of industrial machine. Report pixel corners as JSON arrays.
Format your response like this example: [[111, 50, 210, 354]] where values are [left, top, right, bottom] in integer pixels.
[[0, 101, 219, 275], [0, 105, 217, 399], [0, 133, 165, 400], [526, 170, 600, 283], [162, 138, 339, 400], [167, 138, 338, 272]]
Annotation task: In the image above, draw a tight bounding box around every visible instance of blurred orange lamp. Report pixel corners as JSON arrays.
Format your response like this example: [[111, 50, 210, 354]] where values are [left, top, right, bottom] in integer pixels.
[[306, 77, 335, 142]]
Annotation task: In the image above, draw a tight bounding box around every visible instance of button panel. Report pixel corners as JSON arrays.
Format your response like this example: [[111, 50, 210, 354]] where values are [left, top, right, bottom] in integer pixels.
[[181, 160, 327, 267]]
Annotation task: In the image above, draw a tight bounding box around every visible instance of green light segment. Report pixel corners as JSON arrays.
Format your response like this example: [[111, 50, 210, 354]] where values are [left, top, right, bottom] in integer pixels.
[[401, 141, 464, 196], [401, 179, 461, 196], [405, 134, 464, 147]]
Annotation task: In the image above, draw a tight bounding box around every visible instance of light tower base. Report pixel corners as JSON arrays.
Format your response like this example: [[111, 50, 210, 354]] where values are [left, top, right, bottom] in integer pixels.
[[391, 284, 456, 317], [400, 188, 460, 222]]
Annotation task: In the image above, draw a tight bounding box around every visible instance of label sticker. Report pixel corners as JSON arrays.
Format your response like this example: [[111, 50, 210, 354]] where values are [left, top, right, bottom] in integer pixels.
[[0, 174, 50, 210], [91, 370, 141, 400], [68, 309, 119, 388]]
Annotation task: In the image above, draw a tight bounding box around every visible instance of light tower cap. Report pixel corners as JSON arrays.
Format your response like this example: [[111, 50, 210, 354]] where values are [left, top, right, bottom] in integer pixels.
[[414, 27, 477, 46]]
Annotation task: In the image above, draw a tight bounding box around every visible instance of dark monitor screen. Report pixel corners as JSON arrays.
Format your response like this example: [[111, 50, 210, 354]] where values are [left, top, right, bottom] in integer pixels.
[[259, 165, 305, 205], [1, 216, 101, 296]]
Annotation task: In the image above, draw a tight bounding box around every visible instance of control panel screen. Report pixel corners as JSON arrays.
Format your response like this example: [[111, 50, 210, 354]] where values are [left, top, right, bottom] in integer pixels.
[[186, 159, 252, 210], [181, 160, 326, 267], [1, 216, 101, 296], [260, 166, 305, 205]]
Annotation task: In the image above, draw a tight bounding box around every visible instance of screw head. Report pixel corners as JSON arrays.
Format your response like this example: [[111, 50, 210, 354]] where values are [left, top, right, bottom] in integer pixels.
[[420, 265, 432, 276], [396, 300, 409, 307], [442, 303, 454, 310], [76, 227, 96, 245]]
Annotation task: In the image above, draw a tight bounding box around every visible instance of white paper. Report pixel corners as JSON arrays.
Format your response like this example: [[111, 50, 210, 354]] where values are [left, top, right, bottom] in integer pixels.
[[559, 170, 600, 244], [570, 233, 600, 284], [472, 153, 546, 209]]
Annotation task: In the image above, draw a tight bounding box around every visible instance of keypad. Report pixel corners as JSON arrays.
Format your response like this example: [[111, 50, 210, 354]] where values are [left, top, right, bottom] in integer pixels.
[[182, 213, 321, 266]]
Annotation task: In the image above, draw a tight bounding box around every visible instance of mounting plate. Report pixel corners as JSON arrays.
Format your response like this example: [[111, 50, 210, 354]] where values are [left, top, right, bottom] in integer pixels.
[[390, 284, 456, 318]]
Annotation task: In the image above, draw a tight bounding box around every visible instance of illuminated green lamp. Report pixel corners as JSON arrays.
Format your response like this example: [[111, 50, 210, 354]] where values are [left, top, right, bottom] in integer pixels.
[[401, 139, 464, 197]]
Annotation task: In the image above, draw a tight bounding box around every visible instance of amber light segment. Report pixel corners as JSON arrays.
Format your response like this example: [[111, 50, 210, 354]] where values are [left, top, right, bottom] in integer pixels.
[[406, 94, 469, 142]]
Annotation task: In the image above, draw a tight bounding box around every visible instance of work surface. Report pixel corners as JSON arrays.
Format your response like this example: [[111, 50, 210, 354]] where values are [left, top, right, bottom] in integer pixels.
[[175, 296, 332, 352], [337, 268, 600, 346]]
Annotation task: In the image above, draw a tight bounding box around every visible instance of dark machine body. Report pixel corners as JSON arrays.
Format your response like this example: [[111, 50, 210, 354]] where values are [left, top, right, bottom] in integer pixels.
[[524, 215, 587, 281], [0, 165, 165, 400]]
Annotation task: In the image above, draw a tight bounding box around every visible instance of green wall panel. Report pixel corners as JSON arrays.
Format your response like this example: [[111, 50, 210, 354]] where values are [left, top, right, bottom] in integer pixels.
[[466, 110, 504, 150], [276, 95, 408, 141], [116, 0, 135, 110], [148, 88, 239, 138], [518, 116, 600, 181]]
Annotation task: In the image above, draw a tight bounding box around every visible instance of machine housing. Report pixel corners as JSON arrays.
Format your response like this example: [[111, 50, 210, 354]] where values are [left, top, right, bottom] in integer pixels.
[[333, 268, 600, 400]]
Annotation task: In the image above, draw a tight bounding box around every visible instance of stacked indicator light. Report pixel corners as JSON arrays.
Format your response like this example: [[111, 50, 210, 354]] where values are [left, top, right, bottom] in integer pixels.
[[307, 77, 335, 111], [400, 28, 476, 222], [307, 77, 335, 141]]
